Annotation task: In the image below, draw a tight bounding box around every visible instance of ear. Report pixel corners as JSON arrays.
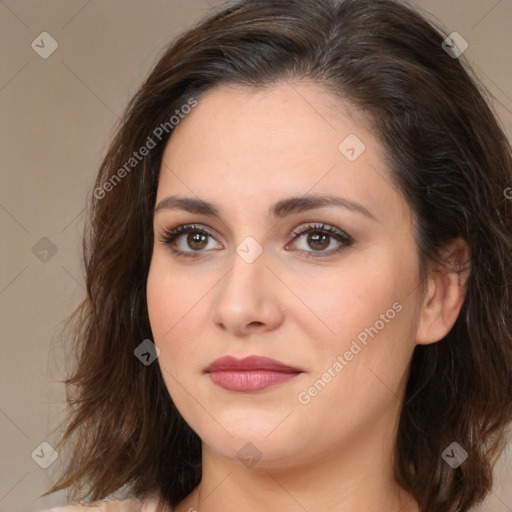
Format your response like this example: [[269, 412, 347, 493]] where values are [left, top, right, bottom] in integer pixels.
[[416, 238, 471, 345]]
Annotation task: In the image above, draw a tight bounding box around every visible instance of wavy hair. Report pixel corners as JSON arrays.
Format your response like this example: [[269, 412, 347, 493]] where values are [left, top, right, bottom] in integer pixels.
[[45, 0, 512, 511]]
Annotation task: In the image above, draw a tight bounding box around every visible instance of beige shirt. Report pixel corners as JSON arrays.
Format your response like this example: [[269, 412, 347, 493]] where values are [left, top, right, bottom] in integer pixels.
[[40, 492, 172, 512]]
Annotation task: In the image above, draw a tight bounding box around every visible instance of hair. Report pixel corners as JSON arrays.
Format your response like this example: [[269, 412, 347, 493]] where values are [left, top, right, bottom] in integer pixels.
[[44, 0, 512, 511]]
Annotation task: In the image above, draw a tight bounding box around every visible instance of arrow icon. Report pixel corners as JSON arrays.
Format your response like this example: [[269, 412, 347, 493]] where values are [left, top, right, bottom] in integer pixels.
[[31, 32, 59, 59], [236, 441, 263, 467], [442, 441, 468, 468], [236, 236, 263, 263], [31, 441, 58, 468], [134, 339, 160, 365], [338, 134, 365, 161], [442, 32, 468, 59], [32, 237, 58, 262]]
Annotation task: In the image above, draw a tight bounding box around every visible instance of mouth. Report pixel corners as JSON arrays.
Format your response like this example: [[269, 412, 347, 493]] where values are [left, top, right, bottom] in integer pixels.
[[204, 355, 303, 392]]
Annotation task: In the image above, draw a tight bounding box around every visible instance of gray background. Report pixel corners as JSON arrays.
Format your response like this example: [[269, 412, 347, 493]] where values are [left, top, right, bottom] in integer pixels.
[[1, 1, 511, 511]]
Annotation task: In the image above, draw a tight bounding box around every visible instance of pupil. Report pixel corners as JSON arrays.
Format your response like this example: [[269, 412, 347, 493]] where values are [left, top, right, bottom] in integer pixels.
[[185, 231, 331, 252], [188, 232, 207, 250], [309, 232, 329, 250]]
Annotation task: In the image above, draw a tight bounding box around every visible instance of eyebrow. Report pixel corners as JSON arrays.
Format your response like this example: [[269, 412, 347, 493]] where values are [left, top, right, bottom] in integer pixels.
[[154, 194, 377, 221]]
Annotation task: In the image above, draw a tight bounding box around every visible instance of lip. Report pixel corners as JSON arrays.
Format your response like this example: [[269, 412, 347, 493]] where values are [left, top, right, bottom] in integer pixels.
[[205, 355, 303, 392], [205, 355, 302, 373]]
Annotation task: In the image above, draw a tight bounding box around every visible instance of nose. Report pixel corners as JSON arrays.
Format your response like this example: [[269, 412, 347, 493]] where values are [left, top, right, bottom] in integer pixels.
[[209, 247, 284, 336]]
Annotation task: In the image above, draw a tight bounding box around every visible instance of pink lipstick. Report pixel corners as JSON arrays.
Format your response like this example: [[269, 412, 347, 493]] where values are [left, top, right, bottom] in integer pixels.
[[205, 355, 303, 392]]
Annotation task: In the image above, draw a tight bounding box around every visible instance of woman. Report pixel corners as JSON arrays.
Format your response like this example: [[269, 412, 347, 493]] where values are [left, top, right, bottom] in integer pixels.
[[40, 0, 512, 511]]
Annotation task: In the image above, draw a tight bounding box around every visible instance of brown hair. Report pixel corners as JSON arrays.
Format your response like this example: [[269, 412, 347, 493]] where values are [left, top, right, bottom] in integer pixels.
[[45, 1, 512, 511]]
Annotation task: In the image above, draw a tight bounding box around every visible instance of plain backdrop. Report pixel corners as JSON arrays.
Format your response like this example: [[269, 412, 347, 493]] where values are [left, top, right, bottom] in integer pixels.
[[1, 1, 511, 511]]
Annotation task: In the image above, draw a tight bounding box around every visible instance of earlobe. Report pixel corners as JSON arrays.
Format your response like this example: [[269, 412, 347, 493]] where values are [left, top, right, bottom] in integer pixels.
[[415, 238, 471, 346]]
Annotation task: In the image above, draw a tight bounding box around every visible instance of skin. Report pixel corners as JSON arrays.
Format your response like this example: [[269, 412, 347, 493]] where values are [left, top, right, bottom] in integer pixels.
[[146, 81, 470, 512]]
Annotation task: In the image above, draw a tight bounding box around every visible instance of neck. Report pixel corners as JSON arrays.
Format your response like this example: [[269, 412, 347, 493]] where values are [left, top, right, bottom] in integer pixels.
[[175, 410, 420, 512]]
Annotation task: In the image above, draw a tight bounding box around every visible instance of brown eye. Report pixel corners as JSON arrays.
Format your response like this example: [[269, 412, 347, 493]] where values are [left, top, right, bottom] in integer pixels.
[[289, 223, 353, 258], [305, 231, 330, 251], [159, 224, 222, 258], [186, 232, 209, 250]]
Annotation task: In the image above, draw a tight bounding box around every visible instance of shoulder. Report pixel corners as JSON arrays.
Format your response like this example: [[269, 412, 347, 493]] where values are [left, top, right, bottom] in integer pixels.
[[39, 492, 168, 512]]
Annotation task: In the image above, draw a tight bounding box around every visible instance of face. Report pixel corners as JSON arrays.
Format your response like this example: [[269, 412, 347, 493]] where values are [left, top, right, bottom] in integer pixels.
[[146, 82, 424, 469]]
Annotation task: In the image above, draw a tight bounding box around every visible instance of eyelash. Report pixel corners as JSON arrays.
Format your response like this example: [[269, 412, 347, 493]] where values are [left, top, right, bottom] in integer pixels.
[[158, 223, 353, 259]]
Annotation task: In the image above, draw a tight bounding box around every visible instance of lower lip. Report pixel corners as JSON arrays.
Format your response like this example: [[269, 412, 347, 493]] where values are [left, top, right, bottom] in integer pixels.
[[208, 370, 301, 392]]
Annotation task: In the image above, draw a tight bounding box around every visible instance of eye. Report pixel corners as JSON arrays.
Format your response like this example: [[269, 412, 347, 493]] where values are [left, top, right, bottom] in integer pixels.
[[158, 222, 353, 259], [158, 224, 222, 258], [287, 223, 353, 258]]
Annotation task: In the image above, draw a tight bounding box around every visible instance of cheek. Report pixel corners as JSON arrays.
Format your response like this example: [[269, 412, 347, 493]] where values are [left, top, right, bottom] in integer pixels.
[[146, 256, 207, 373], [296, 307, 415, 440], [290, 256, 405, 349], [147, 263, 215, 441], [146, 264, 170, 340], [147, 259, 186, 376], [296, 252, 418, 397], [146, 256, 197, 338]]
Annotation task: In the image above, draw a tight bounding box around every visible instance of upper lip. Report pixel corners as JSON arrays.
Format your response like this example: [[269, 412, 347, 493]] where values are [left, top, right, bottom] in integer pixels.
[[205, 355, 302, 373]]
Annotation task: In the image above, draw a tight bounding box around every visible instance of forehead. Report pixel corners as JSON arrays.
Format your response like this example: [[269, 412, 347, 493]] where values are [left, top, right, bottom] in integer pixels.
[[163, 81, 366, 164], [156, 82, 405, 223]]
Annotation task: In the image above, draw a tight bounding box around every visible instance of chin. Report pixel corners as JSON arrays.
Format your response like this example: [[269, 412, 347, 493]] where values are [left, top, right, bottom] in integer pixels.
[[192, 408, 312, 466]]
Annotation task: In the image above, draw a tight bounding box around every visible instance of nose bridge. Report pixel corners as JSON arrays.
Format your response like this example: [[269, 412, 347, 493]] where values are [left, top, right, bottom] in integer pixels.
[[209, 241, 284, 333], [219, 242, 268, 306]]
